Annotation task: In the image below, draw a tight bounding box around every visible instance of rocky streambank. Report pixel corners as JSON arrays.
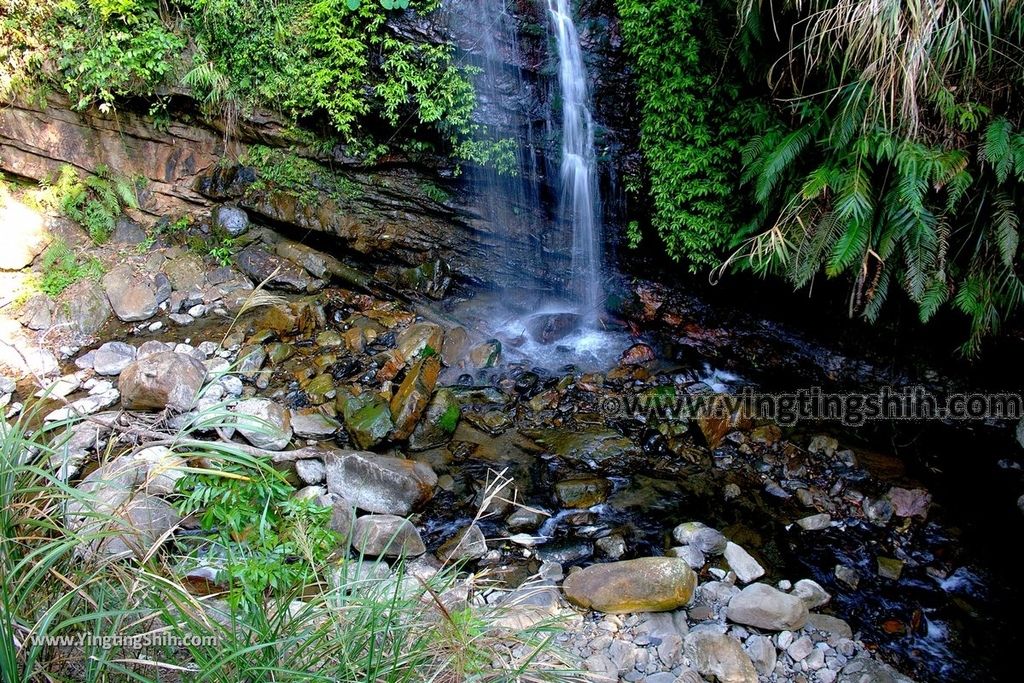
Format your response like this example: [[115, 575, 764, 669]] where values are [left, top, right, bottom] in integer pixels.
[[3, 198, 1020, 682]]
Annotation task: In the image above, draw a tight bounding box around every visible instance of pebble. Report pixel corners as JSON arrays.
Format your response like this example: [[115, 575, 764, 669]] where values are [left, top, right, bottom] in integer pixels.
[[148, 321, 163, 332]]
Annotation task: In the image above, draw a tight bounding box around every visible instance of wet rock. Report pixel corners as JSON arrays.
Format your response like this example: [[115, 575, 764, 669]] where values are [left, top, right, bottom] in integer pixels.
[[864, 497, 895, 526], [838, 658, 915, 683], [119, 351, 207, 411], [797, 513, 832, 531], [235, 244, 322, 292], [792, 578, 831, 609], [351, 514, 425, 558], [620, 343, 656, 366], [213, 205, 249, 236], [267, 342, 295, 365], [437, 524, 487, 562], [399, 258, 451, 299], [340, 392, 394, 449], [667, 545, 706, 570], [409, 388, 460, 451], [595, 534, 626, 559], [102, 265, 170, 322], [304, 373, 335, 404], [727, 583, 809, 631], [876, 556, 903, 580], [237, 345, 267, 379], [92, 341, 137, 376], [441, 326, 470, 366], [523, 428, 639, 468], [724, 542, 765, 584], [886, 486, 932, 519], [324, 450, 437, 515], [54, 279, 112, 336], [506, 506, 547, 531], [396, 322, 444, 361], [835, 564, 860, 589], [275, 241, 343, 280], [536, 538, 593, 564], [744, 634, 777, 676], [463, 409, 512, 435], [807, 434, 839, 457], [555, 477, 611, 508], [469, 339, 501, 368], [672, 522, 727, 555], [291, 411, 340, 439], [390, 356, 440, 440], [525, 312, 581, 344], [684, 627, 759, 683], [233, 398, 292, 451], [750, 424, 782, 446], [562, 557, 697, 613]]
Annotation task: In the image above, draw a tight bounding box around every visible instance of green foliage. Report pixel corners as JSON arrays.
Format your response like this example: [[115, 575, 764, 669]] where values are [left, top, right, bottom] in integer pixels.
[[437, 403, 460, 433], [35, 239, 105, 296], [615, 0, 744, 271], [243, 144, 361, 206], [175, 459, 340, 608], [39, 164, 139, 244], [730, 0, 1024, 355]]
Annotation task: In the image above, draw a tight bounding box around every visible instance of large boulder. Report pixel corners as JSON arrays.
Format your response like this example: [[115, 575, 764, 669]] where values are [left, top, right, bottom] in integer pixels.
[[351, 514, 425, 558], [118, 351, 207, 411], [324, 450, 437, 515], [233, 398, 292, 451], [102, 264, 170, 322], [727, 583, 809, 631], [561, 557, 697, 613], [54, 279, 113, 336], [684, 628, 759, 683]]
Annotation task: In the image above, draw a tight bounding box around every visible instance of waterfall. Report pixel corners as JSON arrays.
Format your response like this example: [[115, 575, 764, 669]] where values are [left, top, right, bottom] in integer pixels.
[[547, 0, 603, 324]]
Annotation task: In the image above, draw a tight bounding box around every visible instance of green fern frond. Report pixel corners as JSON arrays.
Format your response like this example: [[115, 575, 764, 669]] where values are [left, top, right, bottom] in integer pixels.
[[755, 127, 814, 203]]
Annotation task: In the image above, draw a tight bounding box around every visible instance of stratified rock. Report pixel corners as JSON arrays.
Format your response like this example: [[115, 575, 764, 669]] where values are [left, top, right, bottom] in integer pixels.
[[390, 356, 440, 440], [437, 524, 487, 562], [233, 398, 292, 451], [409, 388, 460, 450], [92, 341, 136, 376], [212, 205, 249, 236], [555, 477, 611, 508], [102, 264, 170, 322], [396, 322, 444, 361], [561, 557, 697, 613], [683, 628, 759, 683], [119, 351, 207, 411], [724, 541, 765, 583], [727, 583, 809, 631], [351, 514, 425, 558], [340, 391, 394, 449], [399, 258, 451, 299], [324, 450, 437, 515]]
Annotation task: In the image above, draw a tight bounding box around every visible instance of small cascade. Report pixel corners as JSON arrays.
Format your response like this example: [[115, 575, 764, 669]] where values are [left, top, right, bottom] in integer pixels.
[[547, 0, 604, 325]]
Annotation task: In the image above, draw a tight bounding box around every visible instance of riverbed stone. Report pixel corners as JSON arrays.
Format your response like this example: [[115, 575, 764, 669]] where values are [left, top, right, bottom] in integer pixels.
[[807, 613, 853, 639], [119, 351, 207, 411], [469, 339, 501, 368], [351, 514, 425, 558], [684, 627, 758, 683], [838, 658, 915, 683], [53, 279, 113, 336], [212, 205, 249, 236], [524, 428, 639, 468], [390, 356, 440, 440], [291, 411, 340, 439], [797, 513, 832, 531], [437, 524, 487, 562], [324, 450, 437, 515], [555, 477, 611, 508], [233, 398, 292, 450], [102, 264, 169, 322], [92, 341, 137, 376], [724, 541, 765, 583], [727, 583, 809, 631], [409, 388, 460, 450], [340, 391, 394, 449], [744, 634, 777, 676], [792, 578, 831, 608], [396, 322, 444, 361], [672, 522, 728, 555], [562, 557, 697, 613]]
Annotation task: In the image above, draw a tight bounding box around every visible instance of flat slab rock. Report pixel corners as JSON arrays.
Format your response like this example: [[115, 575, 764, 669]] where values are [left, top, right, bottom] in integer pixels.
[[324, 450, 437, 515]]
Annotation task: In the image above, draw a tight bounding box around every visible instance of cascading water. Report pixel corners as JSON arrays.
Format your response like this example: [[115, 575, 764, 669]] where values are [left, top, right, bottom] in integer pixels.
[[547, 0, 604, 325]]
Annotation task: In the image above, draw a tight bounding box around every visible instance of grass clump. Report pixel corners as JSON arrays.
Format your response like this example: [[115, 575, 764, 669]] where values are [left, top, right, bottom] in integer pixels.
[[34, 238, 105, 296]]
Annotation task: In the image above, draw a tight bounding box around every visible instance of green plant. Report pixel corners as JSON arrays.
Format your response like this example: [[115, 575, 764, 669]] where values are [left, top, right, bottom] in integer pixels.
[[437, 403, 460, 433], [38, 164, 139, 244], [209, 237, 235, 266], [34, 239, 105, 296], [421, 182, 451, 204]]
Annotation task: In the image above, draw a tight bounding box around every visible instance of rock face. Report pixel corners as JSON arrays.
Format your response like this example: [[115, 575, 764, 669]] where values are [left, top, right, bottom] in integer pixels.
[[684, 628, 759, 683], [102, 264, 170, 322], [324, 450, 437, 515], [727, 583, 809, 631], [351, 514, 426, 558], [562, 557, 697, 613], [2, 194, 50, 270], [118, 351, 207, 411]]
